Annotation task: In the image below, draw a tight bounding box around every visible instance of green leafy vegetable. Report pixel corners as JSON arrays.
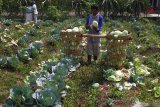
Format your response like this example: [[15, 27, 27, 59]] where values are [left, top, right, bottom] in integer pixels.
[[154, 87, 160, 98], [0, 56, 7, 68], [7, 55, 20, 69], [17, 48, 31, 61]]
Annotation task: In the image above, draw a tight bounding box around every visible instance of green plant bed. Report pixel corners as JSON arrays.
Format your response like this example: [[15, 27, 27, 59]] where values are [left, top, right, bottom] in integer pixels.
[[0, 46, 58, 104], [1, 17, 160, 106]]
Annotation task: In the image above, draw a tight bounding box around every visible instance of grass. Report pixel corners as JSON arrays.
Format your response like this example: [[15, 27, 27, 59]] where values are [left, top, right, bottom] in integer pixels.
[[63, 65, 102, 107], [0, 69, 24, 103], [0, 17, 160, 106], [62, 18, 160, 106], [0, 46, 58, 104], [0, 20, 60, 104]]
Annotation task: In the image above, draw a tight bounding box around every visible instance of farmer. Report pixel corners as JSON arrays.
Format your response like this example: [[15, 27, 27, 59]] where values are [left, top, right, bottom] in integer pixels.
[[85, 4, 103, 65], [32, 1, 38, 23]]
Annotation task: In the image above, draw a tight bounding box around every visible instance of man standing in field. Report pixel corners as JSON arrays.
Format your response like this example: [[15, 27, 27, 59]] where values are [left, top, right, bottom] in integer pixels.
[[32, 1, 38, 23], [85, 4, 103, 65]]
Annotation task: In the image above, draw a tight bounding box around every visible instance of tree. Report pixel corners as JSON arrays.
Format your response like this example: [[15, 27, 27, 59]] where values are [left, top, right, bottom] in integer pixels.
[[72, 0, 85, 17], [116, 0, 130, 17], [142, 0, 150, 17], [101, 0, 118, 17], [0, 0, 2, 14], [2, 0, 27, 16], [130, 0, 144, 18]]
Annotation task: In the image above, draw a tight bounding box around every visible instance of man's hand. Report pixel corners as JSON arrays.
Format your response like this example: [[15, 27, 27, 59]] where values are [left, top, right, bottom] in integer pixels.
[[91, 25, 98, 31], [85, 25, 99, 33], [85, 25, 91, 29]]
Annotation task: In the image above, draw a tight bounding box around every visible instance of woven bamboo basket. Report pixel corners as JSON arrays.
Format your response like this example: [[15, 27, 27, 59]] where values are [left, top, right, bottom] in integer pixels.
[[60, 31, 83, 57], [106, 32, 132, 68]]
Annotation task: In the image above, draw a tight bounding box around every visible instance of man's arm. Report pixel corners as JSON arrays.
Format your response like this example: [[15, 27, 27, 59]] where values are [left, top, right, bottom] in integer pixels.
[[85, 14, 90, 29], [98, 16, 103, 33]]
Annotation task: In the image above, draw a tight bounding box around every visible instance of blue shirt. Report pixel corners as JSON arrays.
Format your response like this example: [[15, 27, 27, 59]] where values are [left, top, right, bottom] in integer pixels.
[[85, 13, 103, 33], [85, 13, 103, 44]]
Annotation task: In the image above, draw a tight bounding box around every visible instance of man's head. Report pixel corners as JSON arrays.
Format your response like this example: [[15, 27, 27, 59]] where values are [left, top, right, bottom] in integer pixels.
[[91, 4, 99, 16]]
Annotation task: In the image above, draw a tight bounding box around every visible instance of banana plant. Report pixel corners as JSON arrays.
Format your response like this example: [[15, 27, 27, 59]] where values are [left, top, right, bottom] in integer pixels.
[[116, 0, 130, 17], [101, 0, 118, 17], [0, 0, 2, 13], [141, 0, 150, 17], [72, 0, 83, 17], [130, 0, 144, 18]]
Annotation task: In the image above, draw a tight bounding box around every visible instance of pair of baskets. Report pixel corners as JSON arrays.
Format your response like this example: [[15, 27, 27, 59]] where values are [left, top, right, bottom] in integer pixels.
[[60, 30, 132, 69]]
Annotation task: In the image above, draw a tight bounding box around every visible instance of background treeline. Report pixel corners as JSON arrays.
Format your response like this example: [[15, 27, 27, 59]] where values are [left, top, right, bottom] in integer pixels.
[[0, 0, 151, 20]]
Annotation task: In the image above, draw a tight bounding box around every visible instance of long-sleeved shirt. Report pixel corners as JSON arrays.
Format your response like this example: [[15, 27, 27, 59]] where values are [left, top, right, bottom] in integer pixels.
[[85, 13, 103, 43], [85, 13, 103, 33]]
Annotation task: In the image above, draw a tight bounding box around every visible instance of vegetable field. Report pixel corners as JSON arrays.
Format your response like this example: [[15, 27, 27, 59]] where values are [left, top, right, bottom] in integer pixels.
[[0, 16, 160, 107]]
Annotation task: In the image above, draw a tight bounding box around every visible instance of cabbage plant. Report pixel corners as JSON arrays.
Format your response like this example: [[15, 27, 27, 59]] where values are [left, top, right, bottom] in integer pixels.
[[7, 55, 20, 69], [17, 48, 32, 62], [0, 56, 7, 68]]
